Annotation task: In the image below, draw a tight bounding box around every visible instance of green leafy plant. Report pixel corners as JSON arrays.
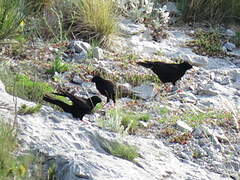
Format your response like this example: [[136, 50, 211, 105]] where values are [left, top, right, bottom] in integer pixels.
[[17, 104, 42, 115], [47, 56, 70, 74], [98, 108, 150, 134], [100, 138, 139, 162], [186, 30, 225, 57], [48, 163, 56, 180]]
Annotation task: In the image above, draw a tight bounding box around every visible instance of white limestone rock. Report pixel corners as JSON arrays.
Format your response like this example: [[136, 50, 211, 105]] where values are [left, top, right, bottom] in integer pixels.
[[93, 47, 104, 59], [119, 19, 147, 35], [132, 84, 157, 99], [0, 81, 230, 180]]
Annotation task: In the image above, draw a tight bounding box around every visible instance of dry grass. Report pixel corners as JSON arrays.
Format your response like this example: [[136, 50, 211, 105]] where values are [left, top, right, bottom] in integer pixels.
[[71, 0, 119, 46], [177, 0, 240, 23]]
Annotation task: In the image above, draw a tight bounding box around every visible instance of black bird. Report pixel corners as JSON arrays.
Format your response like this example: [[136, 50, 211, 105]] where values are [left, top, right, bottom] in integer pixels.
[[91, 75, 116, 104], [43, 89, 102, 120], [137, 61, 192, 86]]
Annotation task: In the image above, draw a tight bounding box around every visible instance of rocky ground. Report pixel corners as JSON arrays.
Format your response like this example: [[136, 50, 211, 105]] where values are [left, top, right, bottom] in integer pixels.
[[0, 18, 240, 179]]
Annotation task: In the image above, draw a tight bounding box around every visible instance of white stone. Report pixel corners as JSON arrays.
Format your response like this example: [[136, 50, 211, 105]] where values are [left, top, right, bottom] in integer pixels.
[[119, 19, 147, 35], [164, 2, 178, 14], [0, 81, 5, 93], [176, 120, 193, 132], [223, 42, 236, 52], [132, 84, 157, 99], [69, 40, 91, 53], [225, 29, 236, 37], [93, 47, 104, 59], [0, 82, 231, 180]]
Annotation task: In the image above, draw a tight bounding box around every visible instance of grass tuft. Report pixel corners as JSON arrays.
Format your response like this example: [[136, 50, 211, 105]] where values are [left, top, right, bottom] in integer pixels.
[[98, 108, 150, 134], [177, 0, 240, 23], [17, 104, 42, 115], [186, 30, 225, 57], [71, 0, 118, 46], [100, 138, 139, 162], [0, 0, 28, 40]]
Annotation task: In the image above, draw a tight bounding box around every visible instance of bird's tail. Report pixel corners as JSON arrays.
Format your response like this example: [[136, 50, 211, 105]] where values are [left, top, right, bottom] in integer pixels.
[[43, 94, 70, 112], [136, 61, 154, 69]]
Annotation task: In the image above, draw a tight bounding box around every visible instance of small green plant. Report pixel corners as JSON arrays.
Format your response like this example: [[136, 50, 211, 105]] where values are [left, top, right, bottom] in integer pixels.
[[157, 109, 234, 128], [159, 107, 170, 115], [186, 30, 225, 57], [100, 138, 139, 162], [48, 163, 56, 180], [17, 104, 42, 115], [93, 102, 104, 112], [113, 109, 150, 134], [86, 40, 100, 58], [47, 56, 69, 74], [98, 108, 150, 134]]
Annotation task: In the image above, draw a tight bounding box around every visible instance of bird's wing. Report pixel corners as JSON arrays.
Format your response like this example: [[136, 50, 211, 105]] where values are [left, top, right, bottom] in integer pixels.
[[43, 94, 71, 112], [55, 89, 91, 111]]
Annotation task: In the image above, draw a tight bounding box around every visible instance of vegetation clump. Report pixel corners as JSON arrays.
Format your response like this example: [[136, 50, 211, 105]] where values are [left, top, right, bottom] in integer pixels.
[[177, 0, 240, 23], [100, 138, 139, 162], [17, 104, 42, 115], [98, 108, 150, 134], [186, 30, 225, 57], [0, 0, 28, 40], [47, 56, 70, 74], [70, 0, 119, 46]]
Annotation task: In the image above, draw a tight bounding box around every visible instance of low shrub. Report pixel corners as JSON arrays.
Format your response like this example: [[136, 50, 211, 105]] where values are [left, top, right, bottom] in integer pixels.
[[186, 30, 225, 57], [100, 138, 139, 162]]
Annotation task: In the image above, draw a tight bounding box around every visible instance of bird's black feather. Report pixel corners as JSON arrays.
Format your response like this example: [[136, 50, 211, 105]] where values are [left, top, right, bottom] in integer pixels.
[[91, 75, 116, 104], [43, 89, 102, 120], [137, 61, 192, 85]]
